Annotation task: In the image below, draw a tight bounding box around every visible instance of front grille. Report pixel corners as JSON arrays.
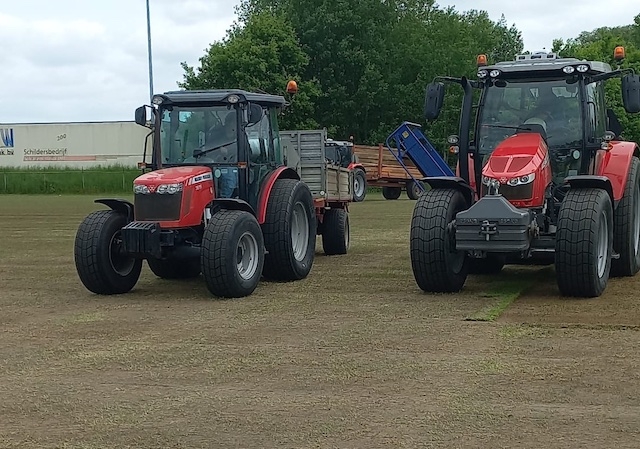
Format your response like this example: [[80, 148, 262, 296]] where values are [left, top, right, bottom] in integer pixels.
[[482, 183, 533, 200], [134, 192, 182, 221]]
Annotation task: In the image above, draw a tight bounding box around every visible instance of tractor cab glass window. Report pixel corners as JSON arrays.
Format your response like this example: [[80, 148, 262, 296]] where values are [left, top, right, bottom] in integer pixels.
[[159, 105, 238, 165]]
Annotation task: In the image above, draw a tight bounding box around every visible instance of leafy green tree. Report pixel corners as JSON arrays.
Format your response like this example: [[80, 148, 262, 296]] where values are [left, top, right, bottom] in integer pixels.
[[179, 12, 320, 130]]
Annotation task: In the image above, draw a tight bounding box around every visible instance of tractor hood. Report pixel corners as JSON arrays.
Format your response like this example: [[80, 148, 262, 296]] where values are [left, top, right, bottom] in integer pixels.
[[134, 166, 212, 186], [483, 133, 548, 181]]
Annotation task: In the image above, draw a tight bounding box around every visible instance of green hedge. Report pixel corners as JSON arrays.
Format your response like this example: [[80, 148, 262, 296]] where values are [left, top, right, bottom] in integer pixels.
[[0, 166, 141, 194]]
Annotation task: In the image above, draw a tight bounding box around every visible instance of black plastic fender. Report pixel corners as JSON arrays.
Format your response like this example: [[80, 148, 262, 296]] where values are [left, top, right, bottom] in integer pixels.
[[421, 176, 474, 206], [564, 175, 615, 205], [95, 199, 135, 222]]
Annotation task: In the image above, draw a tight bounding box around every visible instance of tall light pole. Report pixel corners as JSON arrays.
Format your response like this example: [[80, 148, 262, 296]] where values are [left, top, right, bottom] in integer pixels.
[[146, 0, 154, 102]]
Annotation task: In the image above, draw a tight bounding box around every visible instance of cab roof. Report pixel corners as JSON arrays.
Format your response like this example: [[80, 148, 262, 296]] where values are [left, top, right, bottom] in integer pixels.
[[157, 89, 287, 107], [481, 52, 612, 78]]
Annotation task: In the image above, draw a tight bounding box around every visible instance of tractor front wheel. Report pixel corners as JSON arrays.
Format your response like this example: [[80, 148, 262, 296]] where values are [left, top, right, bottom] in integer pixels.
[[262, 178, 317, 281], [611, 156, 640, 277], [147, 257, 201, 279], [410, 188, 469, 292], [201, 210, 264, 298], [322, 208, 350, 255], [555, 188, 613, 297], [74, 210, 142, 295]]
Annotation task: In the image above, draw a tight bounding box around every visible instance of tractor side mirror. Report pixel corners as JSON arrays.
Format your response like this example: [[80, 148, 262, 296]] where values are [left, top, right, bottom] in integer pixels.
[[135, 105, 153, 128], [424, 82, 445, 121], [248, 103, 263, 125], [621, 74, 640, 114]]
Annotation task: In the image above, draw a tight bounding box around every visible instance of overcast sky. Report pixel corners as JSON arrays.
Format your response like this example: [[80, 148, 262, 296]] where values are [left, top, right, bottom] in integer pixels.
[[0, 0, 635, 124]]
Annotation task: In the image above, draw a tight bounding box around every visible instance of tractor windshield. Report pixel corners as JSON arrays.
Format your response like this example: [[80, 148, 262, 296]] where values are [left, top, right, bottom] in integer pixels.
[[158, 105, 238, 165], [476, 78, 583, 157]]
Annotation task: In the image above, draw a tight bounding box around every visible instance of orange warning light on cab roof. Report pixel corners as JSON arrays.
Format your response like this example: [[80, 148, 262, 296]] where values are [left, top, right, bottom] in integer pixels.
[[286, 80, 298, 94], [477, 54, 488, 66], [614, 46, 626, 60]]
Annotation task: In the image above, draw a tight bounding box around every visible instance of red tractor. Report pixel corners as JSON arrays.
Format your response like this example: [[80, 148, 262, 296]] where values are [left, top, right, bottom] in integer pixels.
[[411, 47, 640, 297], [74, 85, 328, 298]]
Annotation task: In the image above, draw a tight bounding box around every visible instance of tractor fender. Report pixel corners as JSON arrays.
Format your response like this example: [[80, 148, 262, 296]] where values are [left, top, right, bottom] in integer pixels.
[[422, 176, 474, 206], [564, 175, 614, 204], [596, 142, 640, 202], [348, 162, 365, 172], [256, 167, 301, 224], [94, 199, 134, 222], [208, 198, 256, 216]]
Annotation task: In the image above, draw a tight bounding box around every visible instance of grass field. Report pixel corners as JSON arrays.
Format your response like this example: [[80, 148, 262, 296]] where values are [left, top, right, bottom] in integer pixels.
[[2, 193, 640, 448]]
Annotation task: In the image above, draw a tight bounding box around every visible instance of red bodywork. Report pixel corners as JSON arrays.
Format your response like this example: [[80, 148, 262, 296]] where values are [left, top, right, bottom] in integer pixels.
[[256, 166, 300, 224], [134, 166, 214, 228], [595, 141, 639, 201], [481, 133, 552, 208], [348, 162, 365, 172]]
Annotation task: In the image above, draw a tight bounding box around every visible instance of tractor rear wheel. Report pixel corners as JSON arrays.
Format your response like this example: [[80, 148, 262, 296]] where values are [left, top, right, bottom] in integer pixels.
[[201, 210, 264, 298], [382, 186, 402, 200], [262, 178, 317, 281], [147, 257, 201, 279], [410, 188, 469, 292], [74, 210, 142, 295], [406, 180, 423, 200], [352, 168, 367, 202], [322, 208, 350, 255], [555, 188, 613, 297], [611, 156, 640, 277]]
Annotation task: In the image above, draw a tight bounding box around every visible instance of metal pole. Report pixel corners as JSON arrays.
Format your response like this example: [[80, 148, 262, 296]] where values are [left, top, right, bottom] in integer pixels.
[[146, 0, 154, 102]]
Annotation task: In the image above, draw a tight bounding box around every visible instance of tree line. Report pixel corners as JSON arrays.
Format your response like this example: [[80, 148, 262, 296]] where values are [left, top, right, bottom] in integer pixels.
[[179, 2, 640, 148]]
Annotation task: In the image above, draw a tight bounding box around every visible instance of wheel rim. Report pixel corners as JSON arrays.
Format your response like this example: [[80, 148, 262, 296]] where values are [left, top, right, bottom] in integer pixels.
[[291, 201, 310, 261], [236, 231, 259, 280], [634, 183, 640, 255], [597, 210, 608, 278], [354, 175, 364, 197], [109, 231, 135, 276], [413, 182, 421, 197]]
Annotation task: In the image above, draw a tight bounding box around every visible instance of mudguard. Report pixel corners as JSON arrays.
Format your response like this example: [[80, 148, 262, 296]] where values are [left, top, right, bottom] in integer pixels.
[[95, 199, 134, 222], [421, 176, 474, 206], [256, 166, 300, 224], [564, 175, 614, 204], [596, 142, 640, 201], [209, 198, 255, 216]]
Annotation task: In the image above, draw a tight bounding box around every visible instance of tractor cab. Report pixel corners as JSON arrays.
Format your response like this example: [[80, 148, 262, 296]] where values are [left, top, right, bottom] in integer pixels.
[[325, 138, 356, 168], [134, 89, 286, 211]]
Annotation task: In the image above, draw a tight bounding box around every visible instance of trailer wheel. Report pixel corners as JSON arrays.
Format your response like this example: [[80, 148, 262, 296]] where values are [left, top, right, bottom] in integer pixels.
[[410, 188, 469, 292], [352, 168, 367, 202], [555, 188, 613, 297], [201, 210, 264, 298], [262, 178, 317, 281], [406, 180, 424, 200], [382, 186, 402, 200], [147, 257, 201, 279], [322, 208, 350, 255], [611, 157, 640, 277], [468, 253, 506, 274], [74, 210, 142, 295]]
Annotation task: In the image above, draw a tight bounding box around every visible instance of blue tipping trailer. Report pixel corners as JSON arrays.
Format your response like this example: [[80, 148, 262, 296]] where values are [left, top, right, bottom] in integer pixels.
[[384, 122, 454, 196]]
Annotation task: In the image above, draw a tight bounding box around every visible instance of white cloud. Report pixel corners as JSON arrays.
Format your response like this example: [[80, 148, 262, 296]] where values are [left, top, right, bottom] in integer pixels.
[[0, 0, 636, 123]]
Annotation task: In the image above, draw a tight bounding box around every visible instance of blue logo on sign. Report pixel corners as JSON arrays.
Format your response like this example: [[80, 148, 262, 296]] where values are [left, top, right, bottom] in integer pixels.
[[1, 128, 14, 148]]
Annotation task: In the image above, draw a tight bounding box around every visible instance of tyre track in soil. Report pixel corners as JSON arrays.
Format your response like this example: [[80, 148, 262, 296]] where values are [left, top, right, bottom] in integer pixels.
[[497, 265, 640, 327]]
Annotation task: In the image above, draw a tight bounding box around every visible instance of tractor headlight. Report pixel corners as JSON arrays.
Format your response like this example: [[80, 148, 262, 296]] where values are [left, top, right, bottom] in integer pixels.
[[134, 184, 151, 194], [576, 64, 589, 73], [477, 69, 488, 78], [482, 175, 496, 186], [507, 173, 536, 186], [563, 66, 575, 74], [157, 183, 184, 194], [489, 69, 501, 78]]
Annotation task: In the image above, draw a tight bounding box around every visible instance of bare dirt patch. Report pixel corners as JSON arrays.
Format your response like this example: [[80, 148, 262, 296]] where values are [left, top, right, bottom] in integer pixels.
[[1, 193, 640, 448]]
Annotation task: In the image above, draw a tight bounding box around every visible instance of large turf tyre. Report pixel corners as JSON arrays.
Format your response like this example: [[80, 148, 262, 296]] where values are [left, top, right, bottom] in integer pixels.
[[322, 208, 350, 255], [468, 253, 506, 275], [611, 156, 640, 277], [410, 188, 469, 293], [201, 210, 265, 298], [74, 209, 142, 295], [262, 178, 317, 281], [382, 186, 402, 200], [147, 257, 201, 279], [555, 188, 613, 298], [352, 168, 367, 202], [406, 180, 424, 200]]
